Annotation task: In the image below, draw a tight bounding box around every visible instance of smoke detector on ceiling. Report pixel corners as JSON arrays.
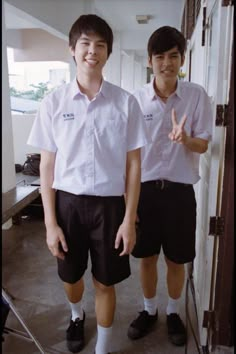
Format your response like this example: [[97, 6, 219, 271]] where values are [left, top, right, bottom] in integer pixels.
[[136, 15, 150, 24]]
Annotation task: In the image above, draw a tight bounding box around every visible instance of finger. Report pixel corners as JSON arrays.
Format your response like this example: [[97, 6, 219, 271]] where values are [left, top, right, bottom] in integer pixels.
[[57, 252, 65, 260], [179, 114, 187, 128], [171, 108, 177, 127], [119, 242, 129, 256], [115, 233, 121, 249], [173, 130, 182, 140], [118, 236, 129, 256], [60, 238, 68, 252], [119, 250, 128, 256], [49, 246, 65, 260]]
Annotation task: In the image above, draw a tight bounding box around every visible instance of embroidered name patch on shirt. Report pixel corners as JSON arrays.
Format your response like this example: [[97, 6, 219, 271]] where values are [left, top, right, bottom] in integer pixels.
[[63, 113, 74, 121], [144, 114, 153, 121]]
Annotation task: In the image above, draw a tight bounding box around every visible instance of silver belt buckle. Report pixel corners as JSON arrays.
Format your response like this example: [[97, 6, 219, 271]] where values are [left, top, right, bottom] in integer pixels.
[[156, 179, 165, 189], [160, 179, 164, 190]]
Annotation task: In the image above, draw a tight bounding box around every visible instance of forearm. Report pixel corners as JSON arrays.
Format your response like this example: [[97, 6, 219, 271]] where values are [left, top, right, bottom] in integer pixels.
[[39, 151, 57, 228], [124, 149, 141, 224], [184, 136, 208, 154]]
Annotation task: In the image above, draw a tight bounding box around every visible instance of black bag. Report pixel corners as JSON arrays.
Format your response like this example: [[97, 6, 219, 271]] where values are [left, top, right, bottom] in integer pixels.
[[22, 153, 40, 176], [15, 163, 23, 173]]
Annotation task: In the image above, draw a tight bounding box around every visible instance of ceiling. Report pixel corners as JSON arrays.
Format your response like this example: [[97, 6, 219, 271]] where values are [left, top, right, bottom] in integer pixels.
[[4, 0, 185, 59], [95, 0, 185, 32]]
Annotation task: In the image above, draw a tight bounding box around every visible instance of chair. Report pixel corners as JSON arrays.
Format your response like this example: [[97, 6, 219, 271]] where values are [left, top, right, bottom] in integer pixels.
[[2, 289, 45, 353]]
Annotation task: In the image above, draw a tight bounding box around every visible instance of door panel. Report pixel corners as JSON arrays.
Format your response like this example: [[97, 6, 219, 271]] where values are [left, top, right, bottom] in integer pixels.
[[192, 1, 234, 349]]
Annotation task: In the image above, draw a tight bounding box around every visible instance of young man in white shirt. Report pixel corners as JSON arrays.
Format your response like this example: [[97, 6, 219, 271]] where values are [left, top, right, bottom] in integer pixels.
[[27, 14, 148, 354], [127, 26, 213, 346]]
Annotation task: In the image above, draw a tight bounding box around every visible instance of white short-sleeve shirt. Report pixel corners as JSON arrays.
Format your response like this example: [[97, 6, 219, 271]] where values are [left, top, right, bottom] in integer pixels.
[[27, 78, 149, 196], [134, 78, 213, 184]]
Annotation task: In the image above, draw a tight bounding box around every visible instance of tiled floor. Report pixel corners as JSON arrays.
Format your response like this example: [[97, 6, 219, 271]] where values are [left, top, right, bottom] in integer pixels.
[[2, 214, 202, 354]]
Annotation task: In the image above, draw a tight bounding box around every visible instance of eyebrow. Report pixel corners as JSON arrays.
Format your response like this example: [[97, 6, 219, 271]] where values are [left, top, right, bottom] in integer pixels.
[[79, 36, 106, 44], [155, 50, 179, 55]]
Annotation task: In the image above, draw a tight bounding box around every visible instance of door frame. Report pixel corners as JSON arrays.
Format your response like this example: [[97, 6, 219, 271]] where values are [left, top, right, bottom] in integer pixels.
[[212, 41, 234, 347]]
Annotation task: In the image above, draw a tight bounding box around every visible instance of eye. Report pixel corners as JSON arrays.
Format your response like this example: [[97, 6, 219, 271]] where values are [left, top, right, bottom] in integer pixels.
[[171, 54, 179, 58], [79, 41, 89, 45], [97, 43, 106, 48]]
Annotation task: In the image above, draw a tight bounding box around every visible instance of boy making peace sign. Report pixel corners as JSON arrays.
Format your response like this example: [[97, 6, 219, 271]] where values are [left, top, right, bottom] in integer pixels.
[[128, 26, 213, 346]]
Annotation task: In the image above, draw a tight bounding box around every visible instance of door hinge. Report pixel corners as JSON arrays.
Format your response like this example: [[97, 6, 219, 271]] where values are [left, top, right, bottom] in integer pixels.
[[209, 216, 225, 237], [202, 310, 215, 329], [222, 0, 234, 6], [201, 7, 207, 46], [215, 104, 229, 126]]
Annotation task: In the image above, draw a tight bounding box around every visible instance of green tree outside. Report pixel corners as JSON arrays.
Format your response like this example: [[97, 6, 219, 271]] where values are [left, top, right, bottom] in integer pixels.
[[10, 82, 53, 101]]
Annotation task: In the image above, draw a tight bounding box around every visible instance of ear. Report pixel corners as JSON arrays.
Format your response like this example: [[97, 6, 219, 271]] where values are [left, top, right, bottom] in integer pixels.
[[148, 56, 153, 68], [181, 55, 185, 67], [69, 46, 75, 56]]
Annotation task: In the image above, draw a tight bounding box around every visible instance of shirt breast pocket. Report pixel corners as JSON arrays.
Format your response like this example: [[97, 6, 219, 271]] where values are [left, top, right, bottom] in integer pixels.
[[95, 116, 126, 141]]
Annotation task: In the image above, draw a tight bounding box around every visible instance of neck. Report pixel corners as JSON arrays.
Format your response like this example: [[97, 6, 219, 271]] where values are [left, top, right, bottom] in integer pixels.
[[154, 77, 177, 99], [76, 72, 103, 100]]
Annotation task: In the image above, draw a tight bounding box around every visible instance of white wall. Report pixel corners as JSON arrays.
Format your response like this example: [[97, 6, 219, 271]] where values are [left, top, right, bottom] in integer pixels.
[[12, 114, 40, 165], [13, 29, 70, 62], [5, 28, 23, 48], [103, 32, 122, 86], [187, 11, 206, 86], [2, 2, 16, 193]]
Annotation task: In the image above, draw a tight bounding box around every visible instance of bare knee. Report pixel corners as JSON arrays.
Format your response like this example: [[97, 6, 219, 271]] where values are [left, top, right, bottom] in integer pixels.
[[93, 278, 114, 295], [165, 257, 184, 274], [141, 255, 158, 269], [63, 278, 84, 302]]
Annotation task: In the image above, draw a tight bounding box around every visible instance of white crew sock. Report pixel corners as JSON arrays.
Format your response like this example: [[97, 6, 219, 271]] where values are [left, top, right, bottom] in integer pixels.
[[69, 300, 84, 321], [166, 296, 180, 315], [144, 296, 157, 315], [95, 324, 112, 354]]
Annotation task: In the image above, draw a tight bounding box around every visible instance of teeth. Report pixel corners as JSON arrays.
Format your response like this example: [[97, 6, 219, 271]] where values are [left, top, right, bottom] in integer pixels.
[[86, 59, 97, 64]]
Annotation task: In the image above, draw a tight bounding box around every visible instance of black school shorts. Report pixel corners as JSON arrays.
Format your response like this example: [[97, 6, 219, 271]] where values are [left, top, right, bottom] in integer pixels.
[[55, 191, 130, 286], [132, 181, 196, 264]]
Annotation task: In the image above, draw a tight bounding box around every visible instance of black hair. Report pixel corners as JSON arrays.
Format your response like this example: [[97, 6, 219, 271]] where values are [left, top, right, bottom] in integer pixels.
[[69, 14, 113, 57], [148, 26, 186, 58]]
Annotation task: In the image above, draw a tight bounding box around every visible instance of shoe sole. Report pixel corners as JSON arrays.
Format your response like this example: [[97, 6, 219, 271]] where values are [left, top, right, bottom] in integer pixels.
[[168, 335, 186, 346], [67, 341, 85, 353], [127, 321, 157, 340]]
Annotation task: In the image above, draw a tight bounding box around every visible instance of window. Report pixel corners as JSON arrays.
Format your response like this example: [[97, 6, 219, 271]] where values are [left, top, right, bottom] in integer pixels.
[[7, 47, 70, 114], [181, 0, 201, 39]]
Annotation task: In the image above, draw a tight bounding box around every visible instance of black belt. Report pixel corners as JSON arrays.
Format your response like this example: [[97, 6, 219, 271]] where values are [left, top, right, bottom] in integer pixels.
[[143, 179, 191, 190]]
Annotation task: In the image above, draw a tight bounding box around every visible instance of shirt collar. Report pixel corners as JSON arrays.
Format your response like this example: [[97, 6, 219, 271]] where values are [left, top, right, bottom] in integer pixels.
[[70, 77, 111, 100], [99, 80, 112, 98], [175, 79, 183, 99], [148, 76, 183, 100], [146, 78, 157, 100]]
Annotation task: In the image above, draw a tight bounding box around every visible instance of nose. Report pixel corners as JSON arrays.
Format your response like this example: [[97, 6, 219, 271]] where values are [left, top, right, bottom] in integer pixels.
[[163, 56, 171, 66], [88, 43, 96, 54]]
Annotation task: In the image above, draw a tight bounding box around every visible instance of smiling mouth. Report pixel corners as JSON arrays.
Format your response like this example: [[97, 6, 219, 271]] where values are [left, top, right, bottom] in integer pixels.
[[85, 59, 98, 65]]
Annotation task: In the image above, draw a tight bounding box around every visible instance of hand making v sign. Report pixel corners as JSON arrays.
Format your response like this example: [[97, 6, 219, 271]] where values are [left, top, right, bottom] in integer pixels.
[[168, 108, 187, 144]]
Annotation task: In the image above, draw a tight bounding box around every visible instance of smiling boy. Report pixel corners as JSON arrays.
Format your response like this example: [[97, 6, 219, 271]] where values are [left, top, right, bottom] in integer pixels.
[[127, 26, 213, 346], [27, 14, 148, 354]]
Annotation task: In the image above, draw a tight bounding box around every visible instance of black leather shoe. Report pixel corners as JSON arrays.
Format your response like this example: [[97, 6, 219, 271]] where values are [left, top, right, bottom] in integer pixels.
[[66, 312, 85, 353], [167, 313, 186, 346], [127, 310, 158, 340]]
